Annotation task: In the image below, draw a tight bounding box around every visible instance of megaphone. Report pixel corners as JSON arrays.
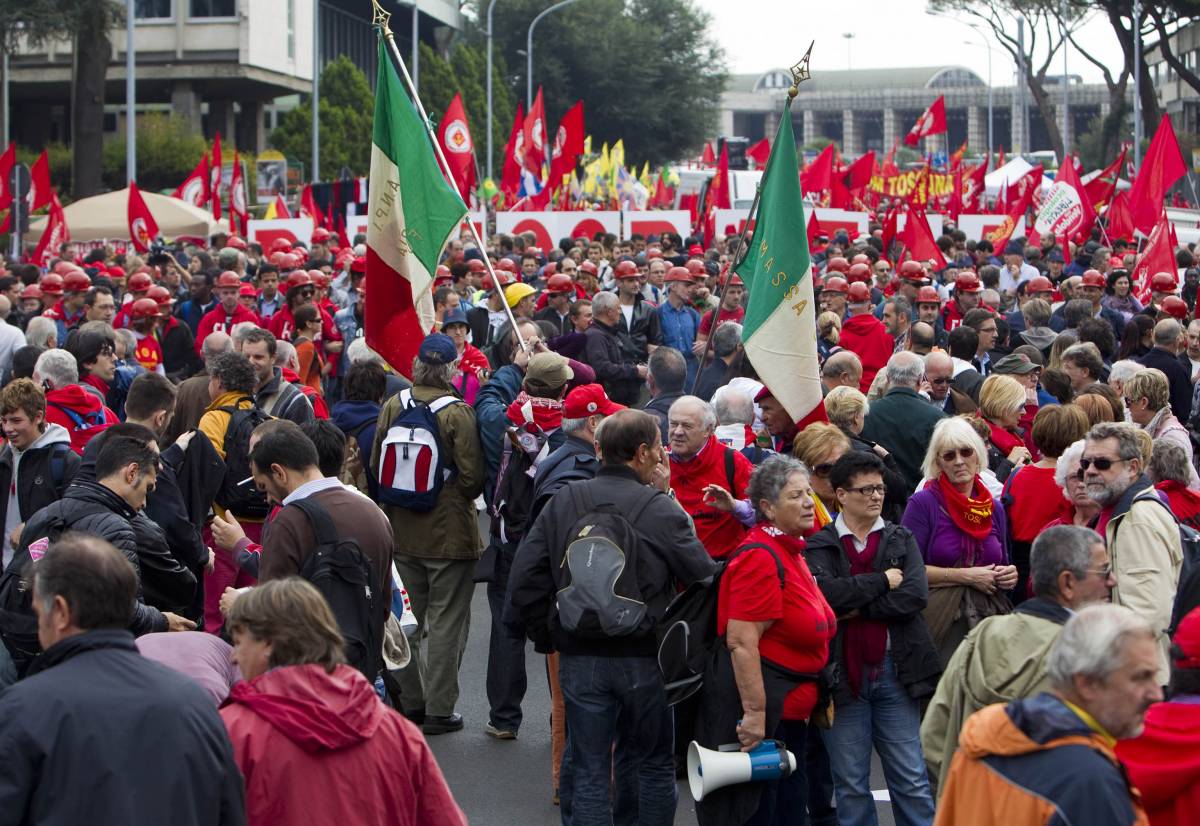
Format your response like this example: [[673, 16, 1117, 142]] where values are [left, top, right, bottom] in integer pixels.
[[686, 739, 796, 802]]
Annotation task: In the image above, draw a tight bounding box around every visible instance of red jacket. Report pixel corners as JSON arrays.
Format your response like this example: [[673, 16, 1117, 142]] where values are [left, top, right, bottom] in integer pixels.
[[669, 434, 752, 558], [1117, 700, 1200, 826], [1156, 481, 1200, 530], [220, 664, 467, 826], [280, 367, 330, 419], [194, 304, 261, 354], [838, 313, 894, 393], [44, 385, 119, 455]]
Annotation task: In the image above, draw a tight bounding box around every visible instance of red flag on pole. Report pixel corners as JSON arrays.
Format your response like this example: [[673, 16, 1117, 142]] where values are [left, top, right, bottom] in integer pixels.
[[521, 88, 547, 176], [949, 140, 968, 170], [1040, 155, 1095, 243], [948, 165, 964, 221], [700, 142, 715, 166], [1129, 114, 1186, 234], [172, 155, 210, 207], [880, 205, 900, 261], [1131, 210, 1176, 305], [437, 92, 477, 204], [0, 143, 15, 209], [549, 100, 585, 188], [904, 96, 947, 146], [299, 184, 321, 227], [900, 206, 947, 269], [229, 152, 248, 237], [800, 143, 835, 194], [1105, 190, 1135, 242], [746, 138, 771, 167], [1084, 146, 1127, 208], [32, 193, 67, 266], [28, 150, 51, 211], [1001, 166, 1043, 215], [845, 151, 875, 192], [500, 103, 525, 199], [710, 143, 731, 210], [962, 161, 988, 212], [127, 181, 160, 253], [271, 194, 292, 219], [209, 132, 223, 221]]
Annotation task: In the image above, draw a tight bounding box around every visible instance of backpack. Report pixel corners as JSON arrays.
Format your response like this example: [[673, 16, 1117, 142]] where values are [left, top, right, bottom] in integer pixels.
[[1118, 494, 1200, 636], [46, 400, 110, 454], [292, 497, 381, 679], [554, 481, 658, 640], [376, 389, 463, 511], [213, 398, 274, 519], [490, 417, 552, 546], [656, 542, 786, 706], [338, 419, 372, 495]]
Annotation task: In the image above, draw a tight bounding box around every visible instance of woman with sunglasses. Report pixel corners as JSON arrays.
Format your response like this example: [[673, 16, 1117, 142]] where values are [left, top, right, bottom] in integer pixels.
[[1045, 439, 1102, 528], [791, 423, 850, 537], [976, 374, 1034, 484], [902, 417, 1015, 667]]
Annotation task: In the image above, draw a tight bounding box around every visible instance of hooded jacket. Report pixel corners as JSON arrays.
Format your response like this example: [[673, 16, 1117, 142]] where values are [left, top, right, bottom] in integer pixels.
[[1116, 699, 1200, 826], [0, 423, 77, 568], [921, 597, 1071, 794], [935, 693, 1148, 826], [43, 384, 119, 455], [837, 312, 895, 393], [220, 663, 466, 826]]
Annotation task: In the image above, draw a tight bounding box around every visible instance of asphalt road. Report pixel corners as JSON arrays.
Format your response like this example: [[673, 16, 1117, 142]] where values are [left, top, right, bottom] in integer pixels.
[[424, 519, 897, 825]]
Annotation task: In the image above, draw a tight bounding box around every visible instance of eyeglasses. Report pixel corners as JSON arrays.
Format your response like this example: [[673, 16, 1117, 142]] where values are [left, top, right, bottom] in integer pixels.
[[940, 447, 975, 463], [1079, 456, 1125, 472], [929, 376, 952, 386], [844, 484, 887, 497], [812, 462, 835, 477], [1086, 566, 1113, 578]]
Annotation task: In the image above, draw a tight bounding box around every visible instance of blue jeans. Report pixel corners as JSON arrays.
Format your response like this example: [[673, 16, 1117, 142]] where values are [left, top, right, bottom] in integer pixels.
[[558, 654, 677, 826], [819, 655, 934, 826]]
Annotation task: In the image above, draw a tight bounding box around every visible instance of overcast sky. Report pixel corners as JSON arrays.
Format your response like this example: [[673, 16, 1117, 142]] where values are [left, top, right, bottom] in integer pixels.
[[693, 0, 1129, 86]]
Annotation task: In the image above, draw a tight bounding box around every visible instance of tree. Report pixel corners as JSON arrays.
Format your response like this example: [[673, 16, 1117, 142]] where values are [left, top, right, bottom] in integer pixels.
[[269, 55, 374, 179], [465, 0, 727, 167], [100, 114, 210, 193]]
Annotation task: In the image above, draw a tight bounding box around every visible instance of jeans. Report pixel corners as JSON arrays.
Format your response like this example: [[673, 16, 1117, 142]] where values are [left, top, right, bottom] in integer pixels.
[[819, 655, 934, 826], [485, 545, 527, 731], [558, 654, 677, 826]]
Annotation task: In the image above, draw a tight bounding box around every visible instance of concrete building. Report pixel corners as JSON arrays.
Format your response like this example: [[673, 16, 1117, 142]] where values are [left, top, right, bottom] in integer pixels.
[[1147, 21, 1200, 136], [719, 65, 1120, 157], [8, 0, 463, 154]]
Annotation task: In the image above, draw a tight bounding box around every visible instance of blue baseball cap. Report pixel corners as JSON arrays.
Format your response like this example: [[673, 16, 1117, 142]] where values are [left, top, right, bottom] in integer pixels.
[[441, 308, 470, 330], [418, 333, 458, 364]]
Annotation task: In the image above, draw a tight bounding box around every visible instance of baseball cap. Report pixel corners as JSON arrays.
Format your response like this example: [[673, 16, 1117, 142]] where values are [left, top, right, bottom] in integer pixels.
[[993, 353, 1039, 375], [525, 352, 573, 388], [687, 244, 704, 256], [417, 333, 458, 365], [563, 384, 625, 418], [1046, 249, 1064, 263], [1173, 606, 1200, 668], [441, 307, 469, 329]]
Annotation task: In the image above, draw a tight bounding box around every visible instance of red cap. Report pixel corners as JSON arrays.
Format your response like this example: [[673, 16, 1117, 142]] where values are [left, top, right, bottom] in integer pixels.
[[311, 227, 331, 244], [39, 273, 64, 296], [127, 272, 153, 293], [130, 297, 163, 319], [1172, 606, 1200, 669], [545, 273, 574, 294], [215, 271, 242, 289], [1027, 276, 1055, 295], [665, 266, 693, 284], [956, 273, 982, 293], [1152, 272, 1178, 292], [564, 384, 625, 418], [687, 244, 704, 256], [825, 256, 850, 274], [578, 261, 598, 276], [239, 283, 258, 298], [1081, 269, 1106, 288], [106, 265, 127, 280], [1162, 295, 1189, 320], [821, 276, 849, 295], [147, 285, 174, 307], [350, 256, 367, 274], [614, 260, 640, 279], [916, 285, 941, 305], [846, 262, 872, 284]]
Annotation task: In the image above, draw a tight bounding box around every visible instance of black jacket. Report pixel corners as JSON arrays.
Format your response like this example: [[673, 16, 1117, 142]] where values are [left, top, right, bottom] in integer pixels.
[[162, 317, 204, 382], [16, 482, 167, 635], [256, 368, 314, 424], [643, 390, 685, 445], [1137, 346, 1194, 423], [845, 432, 908, 524], [584, 321, 642, 406], [615, 293, 662, 362], [803, 521, 942, 704], [467, 303, 504, 354], [0, 630, 245, 825], [530, 434, 599, 523], [860, 387, 946, 492], [534, 305, 571, 337], [0, 428, 79, 552], [509, 464, 717, 656]]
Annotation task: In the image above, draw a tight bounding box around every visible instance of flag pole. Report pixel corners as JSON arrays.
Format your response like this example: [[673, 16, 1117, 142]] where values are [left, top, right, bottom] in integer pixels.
[[371, 0, 527, 350]]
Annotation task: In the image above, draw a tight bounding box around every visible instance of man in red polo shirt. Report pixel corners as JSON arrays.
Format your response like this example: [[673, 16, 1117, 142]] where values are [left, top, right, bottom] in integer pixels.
[[194, 271, 260, 354], [693, 272, 746, 359]]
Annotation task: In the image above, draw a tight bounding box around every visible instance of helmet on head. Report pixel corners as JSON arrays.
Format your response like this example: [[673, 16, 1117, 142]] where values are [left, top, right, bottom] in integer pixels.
[[311, 227, 331, 245], [435, 264, 451, 280], [63, 270, 92, 293], [147, 285, 174, 307], [309, 270, 331, 289], [1027, 276, 1055, 295], [1081, 269, 1106, 289], [467, 258, 486, 274], [495, 258, 519, 274], [1151, 272, 1178, 293], [578, 260, 598, 276], [821, 276, 849, 295], [106, 265, 127, 281], [482, 270, 516, 292], [286, 270, 313, 292], [1162, 295, 1189, 320], [850, 253, 871, 267], [39, 273, 64, 296], [546, 273, 574, 293], [20, 284, 42, 300], [665, 266, 693, 284], [127, 272, 153, 293], [825, 256, 850, 274], [225, 235, 248, 251], [542, 262, 558, 277], [847, 282, 872, 303], [847, 262, 872, 284], [52, 261, 76, 276], [131, 297, 162, 319], [684, 258, 707, 278], [726, 273, 745, 288], [899, 260, 927, 282], [216, 271, 242, 290], [956, 273, 982, 293], [916, 285, 941, 305], [504, 283, 536, 308], [615, 260, 640, 279], [269, 238, 293, 254]]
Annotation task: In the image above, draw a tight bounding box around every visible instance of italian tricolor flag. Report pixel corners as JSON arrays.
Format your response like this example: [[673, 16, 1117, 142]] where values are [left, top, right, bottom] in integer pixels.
[[735, 108, 825, 428], [366, 39, 466, 378]]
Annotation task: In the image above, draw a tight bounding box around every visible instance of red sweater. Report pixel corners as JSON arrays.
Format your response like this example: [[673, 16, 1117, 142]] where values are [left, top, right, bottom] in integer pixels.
[[1116, 700, 1200, 826], [838, 313, 894, 393], [1006, 464, 1066, 542], [194, 304, 261, 354], [668, 435, 752, 558]]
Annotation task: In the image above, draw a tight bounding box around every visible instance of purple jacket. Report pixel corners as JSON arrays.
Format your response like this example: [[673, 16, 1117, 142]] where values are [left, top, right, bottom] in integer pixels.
[[900, 484, 1008, 569]]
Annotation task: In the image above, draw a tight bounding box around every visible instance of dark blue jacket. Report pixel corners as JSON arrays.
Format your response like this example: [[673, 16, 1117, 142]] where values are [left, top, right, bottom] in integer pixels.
[[474, 364, 566, 502], [1137, 345, 1194, 422], [331, 399, 381, 498]]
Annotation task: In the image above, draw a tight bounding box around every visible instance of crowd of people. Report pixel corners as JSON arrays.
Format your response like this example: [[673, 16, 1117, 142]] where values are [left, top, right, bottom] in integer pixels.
[[0, 217, 1198, 826]]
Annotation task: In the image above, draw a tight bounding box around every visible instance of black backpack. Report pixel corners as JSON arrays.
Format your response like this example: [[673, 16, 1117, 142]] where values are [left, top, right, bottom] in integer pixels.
[[1170, 521, 1200, 635], [656, 543, 785, 706], [292, 497, 381, 679], [490, 419, 552, 546], [214, 398, 273, 519], [553, 481, 657, 640]]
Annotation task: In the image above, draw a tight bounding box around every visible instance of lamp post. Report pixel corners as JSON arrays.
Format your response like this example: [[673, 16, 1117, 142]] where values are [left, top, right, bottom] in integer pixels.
[[312, 0, 320, 183], [486, 0, 498, 181], [126, 0, 136, 182], [1133, 0, 1143, 172], [842, 32, 854, 72], [527, 0, 583, 108]]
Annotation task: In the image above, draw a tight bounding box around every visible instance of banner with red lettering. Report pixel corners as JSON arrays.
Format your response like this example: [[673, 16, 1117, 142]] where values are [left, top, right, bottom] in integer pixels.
[[868, 169, 954, 202], [495, 211, 619, 252]]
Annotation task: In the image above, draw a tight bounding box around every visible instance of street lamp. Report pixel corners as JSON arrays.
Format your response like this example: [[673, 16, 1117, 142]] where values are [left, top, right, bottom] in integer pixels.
[[527, 0, 584, 108], [962, 20, 996, 160], [486, 0, 498, 182], [842, 32, 854, 72], [126, 0, 136, 183]]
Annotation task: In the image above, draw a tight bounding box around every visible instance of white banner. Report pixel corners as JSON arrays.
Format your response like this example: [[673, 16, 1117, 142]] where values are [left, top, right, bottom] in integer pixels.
[[621, 210, 691, 240], [495, 212, 620, 251], [247, 218, 314, 251], [957, 214, 1025, 242]]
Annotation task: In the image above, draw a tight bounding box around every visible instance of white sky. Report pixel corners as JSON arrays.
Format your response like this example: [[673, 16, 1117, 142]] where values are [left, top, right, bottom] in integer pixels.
[[693, 0, 1129, 86]]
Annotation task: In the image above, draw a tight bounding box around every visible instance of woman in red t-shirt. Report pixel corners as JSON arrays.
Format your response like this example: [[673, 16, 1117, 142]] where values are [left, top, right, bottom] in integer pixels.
[[713, 455, 835, 824]]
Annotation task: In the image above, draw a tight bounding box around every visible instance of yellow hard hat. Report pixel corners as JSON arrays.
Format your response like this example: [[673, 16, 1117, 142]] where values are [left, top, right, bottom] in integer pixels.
[[505, 282, 536, 309]]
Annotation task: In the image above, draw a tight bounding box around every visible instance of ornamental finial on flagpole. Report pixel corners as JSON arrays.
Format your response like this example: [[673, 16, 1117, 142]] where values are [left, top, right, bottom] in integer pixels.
[[788, 41, 814, 99], [370, 0, 392, 32]]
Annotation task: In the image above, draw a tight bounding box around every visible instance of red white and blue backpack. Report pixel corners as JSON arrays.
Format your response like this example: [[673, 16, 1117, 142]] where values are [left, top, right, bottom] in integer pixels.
[[376, 389, 464, 511]]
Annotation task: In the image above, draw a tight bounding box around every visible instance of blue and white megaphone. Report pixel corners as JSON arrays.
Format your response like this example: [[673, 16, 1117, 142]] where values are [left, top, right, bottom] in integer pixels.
[[686, 739, 797, 802]]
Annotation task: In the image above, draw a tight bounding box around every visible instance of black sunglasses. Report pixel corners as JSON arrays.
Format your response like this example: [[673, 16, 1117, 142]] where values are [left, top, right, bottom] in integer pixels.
[[1080, 457, 1124, 472], [812, 462, 835, 478], [940, 447, 975, 463]]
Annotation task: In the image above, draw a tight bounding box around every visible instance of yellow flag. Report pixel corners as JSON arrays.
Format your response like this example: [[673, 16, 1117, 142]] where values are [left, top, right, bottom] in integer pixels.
[[264, 199, 278, 220], [639, 161, 652, 188], [610, 140, 625, 181], [599, 142, 611, 178], [583, 135, 592, 155]]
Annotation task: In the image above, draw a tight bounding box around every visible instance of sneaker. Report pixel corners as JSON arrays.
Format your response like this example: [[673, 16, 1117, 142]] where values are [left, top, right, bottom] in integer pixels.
[[422, 713, 465, 735], [484, 722, 518, 740]]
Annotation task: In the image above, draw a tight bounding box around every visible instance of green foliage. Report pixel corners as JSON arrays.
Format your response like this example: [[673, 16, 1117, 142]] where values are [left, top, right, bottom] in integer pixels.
[[269, 55, 375, 178], [98, 113, 211, 193], [803, 138, 836, 152], [1077, 102, 1131, 171]]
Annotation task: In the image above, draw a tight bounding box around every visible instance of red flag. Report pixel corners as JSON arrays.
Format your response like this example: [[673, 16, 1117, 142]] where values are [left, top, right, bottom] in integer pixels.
[[900, 206, 947, 269], [28, 150, 51, 211], [700, 142, 715, 166], [1084, 146, 1127, 208], [437, 92, 477, 205], [987, 171, 1041, 252], [500, 103, 524, 198], [962, 161, 988, 212], [949, 140, 968, 170], [209, 132, 223, 221], [272, 194, 292, 219], [1041, 155, 1095, 243], [904, 164, 933, 208], [31, 193, 68, 266], [709, 143, 731, 209], [0, 143, 15, 209], [549, 100, 585, 189], [172, 154, 210, 207], [881, 143, 899, 176], [807, 210, 824, 248], [299, 184, 322, 227], [800, 143, 835, 194], [1001, 166, 1043, 215], [881, 205, 900, 261], [997, 146, 1006, 168], [746, 138, 771, 168], [229, 152, 248, 236], [1131, 210, 1176, 304], [1129, 114, 1186, 234], [904, 96, 947, 146], [1105, 190, 1135, 242], [127, 181, 159, 253], [948, 165, 964, 221], [845, 151, 875, 192], [521, 88, 547, 176]]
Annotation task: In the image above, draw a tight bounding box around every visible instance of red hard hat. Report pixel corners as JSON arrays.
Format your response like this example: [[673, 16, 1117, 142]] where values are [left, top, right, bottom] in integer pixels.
[[1162, 295, 1189, 320], [665, 266, 694, 284], [1027, 276, 1055, 294], [268, 251, 287, 267], [39, 273, 64, 296], [1151, 272, 1178, 292], [546, 273, 575, 293], [847, 282, 872, 303], [146, 285, 174, 307], [684, 258, 707, 277], [130, 297, 162, 319], [63, 270, 92, 293], [106, 265, 127, 280], [350, 256, 367, 274], [825, 256, 850, 274], [239, 284, 258, 298], [311, 227, 331, 244], [467, 259, 486, 274], [127, 272, 153, 293], [542, 262, 558, 277], [646, 248, 663, 260], [495, 258, 519, 274], [308, 270, 330, 289], [1081, 269, 1106, 288], [821, 276, 849, 295], [956, 273, 982, 293], [899, 260, 927, 282], [286, 270, 313, 292], [850, 253, 871, 267], [846, 262, 872, 284], [270, 238, 293, 254], [20, 284, 42, 300], [435, 265, 451, 279], [52, 261, 79, 276], [526, 246, 543, 257], [578, 260, 598, 276], [225, 235, 248, 251], [726, 273, 745, 288], [215, 270, 242, 289], [482, 270, 516, 292], [614, 260, 640, 279], [916, 285, 941, 305]]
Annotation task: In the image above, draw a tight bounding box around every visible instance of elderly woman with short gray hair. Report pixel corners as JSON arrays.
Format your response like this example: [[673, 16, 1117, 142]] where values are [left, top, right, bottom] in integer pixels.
[[693, 455, 836, 824]]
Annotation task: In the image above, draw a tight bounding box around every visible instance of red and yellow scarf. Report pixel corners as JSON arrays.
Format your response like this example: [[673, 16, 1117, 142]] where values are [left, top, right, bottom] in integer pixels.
[[932, 474, 994, 540]]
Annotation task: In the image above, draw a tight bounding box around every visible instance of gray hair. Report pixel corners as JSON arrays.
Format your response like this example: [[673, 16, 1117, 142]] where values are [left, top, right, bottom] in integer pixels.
[[668, 395, 717, 431], [884, 350, 924, 388], [217, 248, 242, 270], [561, 416, 591, 435], [592, 291, 619, 314], [1086, 421, 1144, 463], [1030, 525, 1100, 598], [274, 340, 297, 368], [711, 322, 743, 359], [113, 327, 137, 360], [648, 346, 687, 394], [1047, 604, 1155, 689], [711, 385, 754, 426], [1154, 318, 1182, 347], [1148, 440, 1193, 486], [33, 348, 79, 388], [412, 357, 457, 387], [886, 297, 912, 322], [230, 322, 260, 349], [25, 316, 57, 349], [1108, 359, 1141, 387], [201, 331, 233, 361], [922, 416, 989, 480], [1055, 438, 1088, 495], [346, 337, 385, 366], [746, 455, 810, 522]]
